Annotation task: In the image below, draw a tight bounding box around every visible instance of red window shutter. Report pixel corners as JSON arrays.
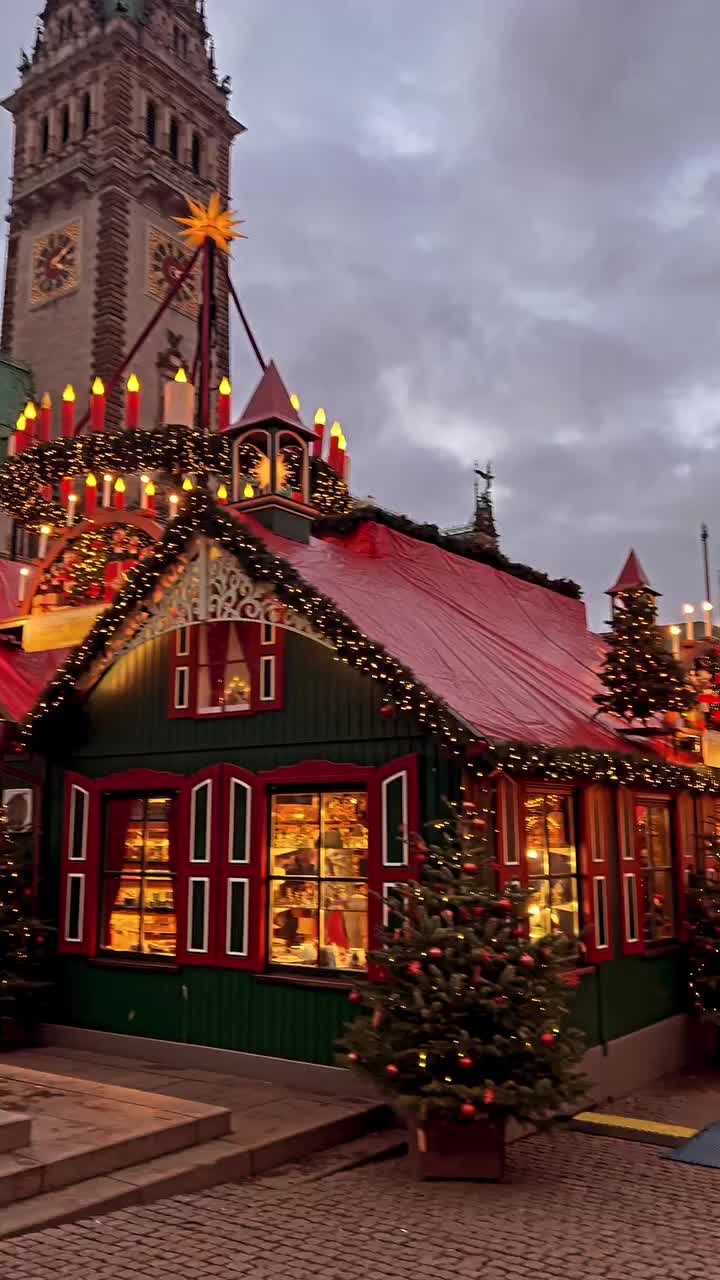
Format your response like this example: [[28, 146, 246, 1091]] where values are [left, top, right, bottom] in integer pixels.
[[580, 785, 613, 962], [177, 765, 221, 967], [697, 795, 718, 874], [59, 772, 100, 956], [674, 792, 698, 941], [367, 756, 420, 958], [616, 787, 643, 955], [497, 776, 524, 888], [216, 765, 265, 970]]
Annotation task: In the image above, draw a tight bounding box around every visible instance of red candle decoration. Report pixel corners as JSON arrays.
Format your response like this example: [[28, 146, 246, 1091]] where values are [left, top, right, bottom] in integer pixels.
[[85, 474, 98, 518], [13, 414, 27, 454], [328, 420, 342, 472], [91, 377, 106, 433], [313, 408, 326, 458], [125, 374, 141, 429], [62, 385, 76, 437], [338, 432, 348, 479], [60, 477, 72, 508], [40, 393, 52, 443], [216, 483, 228, 504], [24, 401, 37, 442], [217, 377, 232, 431], [113, 476, 126, 510], [144, 480, 156, 514]]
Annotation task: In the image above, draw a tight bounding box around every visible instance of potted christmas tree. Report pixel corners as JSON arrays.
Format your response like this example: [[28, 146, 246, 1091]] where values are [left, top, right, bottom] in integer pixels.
[[340, 807, 587, 1180], [0, 805, 54, 1047]]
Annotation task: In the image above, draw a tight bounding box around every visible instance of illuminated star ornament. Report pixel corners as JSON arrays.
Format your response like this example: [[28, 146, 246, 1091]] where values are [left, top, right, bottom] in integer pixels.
[[174, 193, 246, 255]]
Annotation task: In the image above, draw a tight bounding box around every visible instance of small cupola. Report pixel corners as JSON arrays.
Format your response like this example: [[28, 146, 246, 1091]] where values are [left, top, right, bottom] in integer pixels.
[[223, 360, 318, 543]]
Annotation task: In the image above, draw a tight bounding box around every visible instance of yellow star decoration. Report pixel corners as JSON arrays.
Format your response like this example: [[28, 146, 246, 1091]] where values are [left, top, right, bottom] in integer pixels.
[[174, 193, 246, 255]]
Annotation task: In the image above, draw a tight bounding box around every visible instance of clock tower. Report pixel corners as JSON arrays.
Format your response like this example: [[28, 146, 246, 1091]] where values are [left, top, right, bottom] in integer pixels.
[[1, 0, 243, 429]]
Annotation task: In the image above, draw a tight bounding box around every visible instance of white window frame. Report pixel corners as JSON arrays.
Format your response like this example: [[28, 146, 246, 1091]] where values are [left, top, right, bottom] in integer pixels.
[[226, 877, 250, 957], [259, 655, 276, 703], [592, 875, 609, 951], [228, 777, 252, 864], [623, 872, 639, 944], [261, 623, 275, 646], [187, 876, 210, 954], [381, 771, 409, 868], [176, 627, 190, 658], [190, 780, 212, 864], [68, 785, 89, 862], [64, 873, 85, 943], [174, 665, 190, 710]]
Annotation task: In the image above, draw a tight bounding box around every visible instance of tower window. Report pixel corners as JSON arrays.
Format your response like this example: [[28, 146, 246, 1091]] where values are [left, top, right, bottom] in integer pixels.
[[82, 93, 92, 135], [62, 105, 70, 146], [169, 117, 179, 161], [41, 116, 50, 157], [191, 133, 202, 176], [146, 101, 157, 147]]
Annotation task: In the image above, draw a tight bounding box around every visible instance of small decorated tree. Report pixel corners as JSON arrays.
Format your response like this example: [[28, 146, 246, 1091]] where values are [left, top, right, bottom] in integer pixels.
[[595, 579, 693, 725], [687, 826, 720, 1028], [0, 806, 54, 1043], [340, 804, 587, 1178]]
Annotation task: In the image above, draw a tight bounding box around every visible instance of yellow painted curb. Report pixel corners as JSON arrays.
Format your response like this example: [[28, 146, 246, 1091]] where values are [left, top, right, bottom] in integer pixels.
[[572, 1111, 697, 1145]]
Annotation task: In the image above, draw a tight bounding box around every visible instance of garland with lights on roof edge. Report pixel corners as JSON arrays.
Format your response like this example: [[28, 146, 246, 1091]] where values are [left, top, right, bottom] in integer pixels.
[[0, 431, 351, 527], [468, 739, 720, 795], [20, 488, 471, 753], [314, 506, 582, 601]]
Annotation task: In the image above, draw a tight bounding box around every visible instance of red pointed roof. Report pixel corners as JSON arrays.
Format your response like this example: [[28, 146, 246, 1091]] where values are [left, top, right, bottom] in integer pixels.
[[608, 549, 657, 596], [230, 360, 304, 432]]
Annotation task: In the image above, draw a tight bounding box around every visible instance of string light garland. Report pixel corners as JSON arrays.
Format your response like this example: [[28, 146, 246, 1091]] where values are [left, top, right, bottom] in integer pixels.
[[469, 740, 720, 795]]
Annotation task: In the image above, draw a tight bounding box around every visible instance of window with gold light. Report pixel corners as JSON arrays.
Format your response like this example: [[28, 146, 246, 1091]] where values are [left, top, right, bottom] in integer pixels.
[[269, 790, 369, 971], [100, 795, 177, 960], [523, 791, 579, 940], [635, 800, 674, 941]]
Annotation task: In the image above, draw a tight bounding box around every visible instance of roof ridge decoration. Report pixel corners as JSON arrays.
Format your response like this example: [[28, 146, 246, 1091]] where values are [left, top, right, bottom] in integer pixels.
[[608, 548, 656, 597]]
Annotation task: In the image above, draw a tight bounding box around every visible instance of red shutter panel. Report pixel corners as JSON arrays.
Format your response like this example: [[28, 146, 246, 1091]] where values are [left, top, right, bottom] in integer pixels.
[[674, 792, 698, 941], [367, 756, 420, 957], [177, 765, 221, 967], [580, 785, 613, 962], [216, 765, 265, 970], [59, 772, 101, 956], [697, 795, 718, 875], [617, 787, 643, 955], [496, 776, 525, 888]]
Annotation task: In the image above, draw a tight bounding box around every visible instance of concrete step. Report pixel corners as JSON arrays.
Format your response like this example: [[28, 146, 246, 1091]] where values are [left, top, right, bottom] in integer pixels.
[[0, 1102, 392, 1240]]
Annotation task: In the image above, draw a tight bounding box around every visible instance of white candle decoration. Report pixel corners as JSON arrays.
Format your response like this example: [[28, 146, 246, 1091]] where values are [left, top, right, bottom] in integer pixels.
[[102, 474, 113, 507], [703, 601, 713, 638], [18, 567, 29, 604], [163, 374, 195, 428], [38, 525, 50, 560], [683, 604, 694, 642], [67, 493, 78, 527], [669, 625, 681, 658]]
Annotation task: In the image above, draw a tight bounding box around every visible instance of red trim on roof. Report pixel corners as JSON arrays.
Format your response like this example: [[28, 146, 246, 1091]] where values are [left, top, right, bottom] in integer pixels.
[[608, 549, 653, 595], [227, 360, 304, 432]]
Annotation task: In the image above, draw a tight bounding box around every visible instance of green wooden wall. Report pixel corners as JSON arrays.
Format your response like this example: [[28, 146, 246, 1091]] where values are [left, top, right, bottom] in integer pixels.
[[41, 627, 686, 1065]]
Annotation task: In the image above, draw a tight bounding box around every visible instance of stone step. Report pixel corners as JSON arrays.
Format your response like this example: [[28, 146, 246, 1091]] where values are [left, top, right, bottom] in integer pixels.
[[0, 1102, 392, 1240], [0, 1112, 31, 1155]]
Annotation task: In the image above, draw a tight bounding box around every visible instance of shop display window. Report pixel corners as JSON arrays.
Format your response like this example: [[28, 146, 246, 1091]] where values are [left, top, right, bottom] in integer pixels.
[[170, 621, 283, 719], [635, 801, 674, 941], [523, 791, 579, 940], [269, 790, 369, 971], [100, 795, 177, 960]]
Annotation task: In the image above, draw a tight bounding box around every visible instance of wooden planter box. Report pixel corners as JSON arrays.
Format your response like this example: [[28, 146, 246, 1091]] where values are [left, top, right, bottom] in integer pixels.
[[407, 1113, 506, 1181]]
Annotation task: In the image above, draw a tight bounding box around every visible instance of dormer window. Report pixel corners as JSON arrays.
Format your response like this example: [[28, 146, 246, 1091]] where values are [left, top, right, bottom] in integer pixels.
[[170, 622, 284, 720]]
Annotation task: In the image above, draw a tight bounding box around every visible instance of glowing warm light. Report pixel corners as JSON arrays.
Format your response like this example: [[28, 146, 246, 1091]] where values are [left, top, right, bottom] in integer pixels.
[[290, 393, 301, 412], [670, 625, 681, 635], [315, 408, 327, 426], [86, 474, 97, 488], [217, 484, 228, 502], [243, 483, 255, 499], [41, 393, 52, 409], [114, 477, 126, 494], [683, 604, 694, 615], [527, 849, 539, 860], [63, 385, 76, 403], [330, 421, 342, 439], [175, 192, 246, 254], [169, 493, 179, 505], [15, 415, 26, 433], [338, 434, 347, 451], [141, 474, 149, 485], [182, 477, 193, 492], [19, 567, 29, 578], [127, 373, 140, 392], [219, 377, 232, 396], [145, 482, 156, 498], [40, 525, 51, 536], [703, 601, 713, 612], [92, 377, 105, 396], [175, 368, 188, 384], [529, 905, 541, 917], [24, 401, 37, 421]]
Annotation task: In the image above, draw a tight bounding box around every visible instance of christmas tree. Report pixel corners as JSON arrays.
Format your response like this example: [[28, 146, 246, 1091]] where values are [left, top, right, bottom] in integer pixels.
[[595, 584, 693, 726], [340, 805, 587, 1128], [0, 806, 53, 1033], [688, 826, 720, 1024]]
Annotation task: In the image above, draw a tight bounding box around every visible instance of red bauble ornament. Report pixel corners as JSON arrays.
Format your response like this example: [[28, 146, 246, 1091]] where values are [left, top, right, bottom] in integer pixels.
[[511, 928, 523, 938], [347, 1052, 359, 1063], [483, 1089, 495, 1106], [463, 862, 478, 874], [459, 1056, 473, 1070], [36, 935, 45, 945], [470, 818, 486, 830], [348, 991, 361, 1004], [441, 909, 454, 922], [428, 947, 443, 959], [541, 1033, 555, 1046], [473, 906, 485, 917], [415, 853, 428, 864], [380, 705, 396, 719], [460, 1103, 476, 1119], [386, 1063, 399, 1077], [495, 995, 509, 1007], [498, 899, 512, 911], [407, 961, 422, 977], [519, 953, 535, 968]]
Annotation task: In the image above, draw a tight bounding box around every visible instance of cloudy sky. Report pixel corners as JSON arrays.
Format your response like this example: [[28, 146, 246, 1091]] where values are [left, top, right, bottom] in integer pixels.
[[3, 1, 720, 626]]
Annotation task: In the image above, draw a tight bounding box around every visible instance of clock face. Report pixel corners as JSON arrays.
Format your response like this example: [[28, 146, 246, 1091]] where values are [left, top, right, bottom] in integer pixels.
[[31, 223, 81, 305], [146, 226, 201, 319]]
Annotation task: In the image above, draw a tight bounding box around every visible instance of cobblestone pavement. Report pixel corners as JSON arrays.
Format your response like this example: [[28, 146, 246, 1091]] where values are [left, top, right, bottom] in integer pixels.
[[1, 1122, 720, 1280]]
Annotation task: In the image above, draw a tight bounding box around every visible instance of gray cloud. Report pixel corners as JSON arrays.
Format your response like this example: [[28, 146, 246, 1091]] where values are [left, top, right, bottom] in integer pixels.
[[3, 0, 720, 626]]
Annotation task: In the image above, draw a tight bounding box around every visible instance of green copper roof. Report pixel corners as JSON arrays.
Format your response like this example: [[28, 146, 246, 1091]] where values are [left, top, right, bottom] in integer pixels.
[[0, 356, 33, 461]]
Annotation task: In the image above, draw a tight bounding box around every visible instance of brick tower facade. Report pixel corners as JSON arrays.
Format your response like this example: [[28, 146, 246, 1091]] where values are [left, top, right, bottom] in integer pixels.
[[1, 0, 243, 430]]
